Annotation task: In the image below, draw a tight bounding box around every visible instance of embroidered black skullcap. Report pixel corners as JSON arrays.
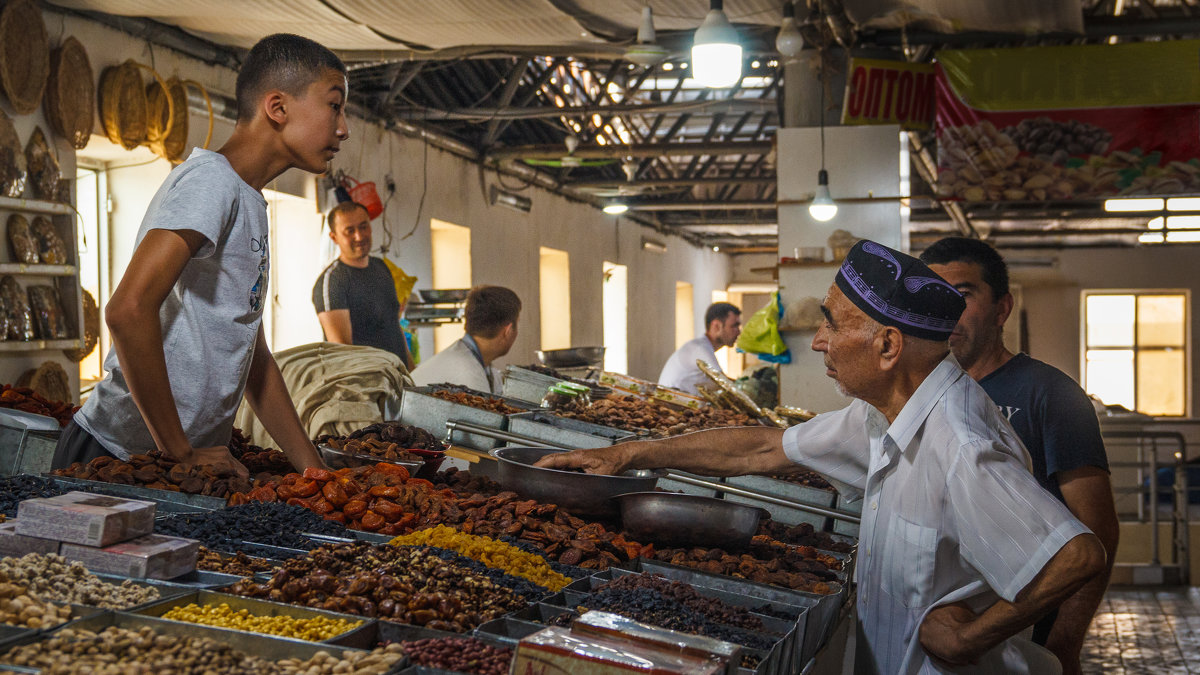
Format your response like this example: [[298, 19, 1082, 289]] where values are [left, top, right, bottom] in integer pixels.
[[834, 240, 965, 341]]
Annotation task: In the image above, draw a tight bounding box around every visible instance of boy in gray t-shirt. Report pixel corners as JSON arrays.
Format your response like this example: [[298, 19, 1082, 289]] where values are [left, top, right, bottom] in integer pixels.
[[53, 34, 349, 478]]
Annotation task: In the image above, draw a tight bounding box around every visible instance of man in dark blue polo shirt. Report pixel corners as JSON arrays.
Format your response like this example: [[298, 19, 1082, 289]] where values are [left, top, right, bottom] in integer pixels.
[[921, 237, 1118, 675]]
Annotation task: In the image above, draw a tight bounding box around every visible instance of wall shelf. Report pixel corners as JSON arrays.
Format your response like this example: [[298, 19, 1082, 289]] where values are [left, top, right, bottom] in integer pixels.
[[0, 196, 72, 216], [0, 339, 83, 352], [0, 264, 77, 276]]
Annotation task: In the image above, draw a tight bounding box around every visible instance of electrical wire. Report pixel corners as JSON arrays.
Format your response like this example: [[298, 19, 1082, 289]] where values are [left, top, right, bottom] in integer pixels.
[[399, 110, 429, 242]]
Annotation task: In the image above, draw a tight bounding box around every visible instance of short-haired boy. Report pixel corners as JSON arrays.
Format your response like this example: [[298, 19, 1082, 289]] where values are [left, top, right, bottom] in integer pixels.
[[53, 34, 349, 478]]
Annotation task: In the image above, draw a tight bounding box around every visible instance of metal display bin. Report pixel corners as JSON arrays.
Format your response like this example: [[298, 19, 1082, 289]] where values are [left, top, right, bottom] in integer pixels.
[[398, 386, 535, 451], [44, 475, 227, 511], [506, 411, 635, 450], [0, 613, 398, 670], [151, 569, 246, 590], [473, 616, 543, 643], [0, 410, 60, 478], [614, 558, 841, 665], [129, 589, 375, 646], [832, 494, 862, 537], [724, 475, 837, 531]]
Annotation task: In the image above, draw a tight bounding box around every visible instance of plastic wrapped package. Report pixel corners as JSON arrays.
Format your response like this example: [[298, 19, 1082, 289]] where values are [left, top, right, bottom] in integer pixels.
[[0, 275, 35, 340], [30, 216, 66, 264], [27, 285, 68, 338], [7, 213, 39, 264]]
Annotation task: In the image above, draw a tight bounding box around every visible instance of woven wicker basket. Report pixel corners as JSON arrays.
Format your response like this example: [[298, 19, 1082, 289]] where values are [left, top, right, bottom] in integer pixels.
[[147, 78, 213, 163], [44, 37, 94, 150], [0, 0, 49, 115], [16, 361, 70, 404], [99, 61, 147, 150]]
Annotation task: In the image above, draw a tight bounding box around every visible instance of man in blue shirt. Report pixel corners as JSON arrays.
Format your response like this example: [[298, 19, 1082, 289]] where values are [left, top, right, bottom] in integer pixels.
[[921, 237, 1118, 675]]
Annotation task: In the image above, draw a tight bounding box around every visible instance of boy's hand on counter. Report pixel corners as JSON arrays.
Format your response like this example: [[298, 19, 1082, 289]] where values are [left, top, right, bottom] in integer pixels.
[[181, 446, 250, 480]]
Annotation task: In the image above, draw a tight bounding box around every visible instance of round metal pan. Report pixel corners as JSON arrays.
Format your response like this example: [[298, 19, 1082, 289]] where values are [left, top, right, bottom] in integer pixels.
[[492, 446, 661, 518], [536, 346, 605, 368], [616, 491, 770, 550]]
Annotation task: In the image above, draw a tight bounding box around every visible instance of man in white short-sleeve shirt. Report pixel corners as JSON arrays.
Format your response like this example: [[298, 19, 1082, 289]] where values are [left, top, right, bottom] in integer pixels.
[[657, 302, 741, 394], [537, 240, 1106, 674]]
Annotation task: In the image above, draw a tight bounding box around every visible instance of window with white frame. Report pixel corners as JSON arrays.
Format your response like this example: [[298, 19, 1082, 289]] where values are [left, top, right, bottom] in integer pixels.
[[1083, 291, 1188, 416]]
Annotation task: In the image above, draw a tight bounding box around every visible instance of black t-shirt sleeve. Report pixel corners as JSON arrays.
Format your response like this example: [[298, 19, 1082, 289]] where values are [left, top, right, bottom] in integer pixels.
[[1038, 370, 1109, 477], [312, 264, 350, 313]]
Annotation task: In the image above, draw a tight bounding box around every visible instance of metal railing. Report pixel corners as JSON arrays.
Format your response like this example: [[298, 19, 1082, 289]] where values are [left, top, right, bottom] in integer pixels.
[[1103, 428, 1190, 584]]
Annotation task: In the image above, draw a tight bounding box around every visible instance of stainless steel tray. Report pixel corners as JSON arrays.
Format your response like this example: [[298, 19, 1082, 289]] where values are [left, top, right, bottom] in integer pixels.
[[832, 494, 862, 537], [130, 590, 374, 645], [398, 386, 535, 451], [44, 475, 227, 511], [320, 445, 424, 473], [724, 475, 837, 531], [506, 411, 635, 450], [472, 616, 542, 644], [161, 569, 254, 589], [0, 613, 395, 670]]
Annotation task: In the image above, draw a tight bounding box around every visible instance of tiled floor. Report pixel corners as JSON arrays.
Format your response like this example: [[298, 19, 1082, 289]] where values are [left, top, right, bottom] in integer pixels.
[[1083, 587, 1200, 674]]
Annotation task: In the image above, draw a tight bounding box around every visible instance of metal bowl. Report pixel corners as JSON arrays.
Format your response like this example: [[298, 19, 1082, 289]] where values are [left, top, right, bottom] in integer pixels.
[[491, 447, 661, 518], [416, 289, 470, 304], [616, 492, 770, 550], [537, 346, 606, 368]]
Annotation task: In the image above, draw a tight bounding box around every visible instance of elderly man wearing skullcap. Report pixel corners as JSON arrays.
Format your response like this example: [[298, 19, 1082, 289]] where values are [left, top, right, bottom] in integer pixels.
[[538, 240, 1106, 674]]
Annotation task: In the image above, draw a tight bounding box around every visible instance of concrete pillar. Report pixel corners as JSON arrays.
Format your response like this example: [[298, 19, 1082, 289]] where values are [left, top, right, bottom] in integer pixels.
[[775, 51, 903, 412]]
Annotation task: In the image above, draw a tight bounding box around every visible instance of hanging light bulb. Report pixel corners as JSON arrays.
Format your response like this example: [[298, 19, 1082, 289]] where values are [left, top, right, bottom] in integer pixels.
[[625, 6, 669, 67], [809, 170, 837, 221], [691, 0, 742, 88], [775, 2, 804, 59]]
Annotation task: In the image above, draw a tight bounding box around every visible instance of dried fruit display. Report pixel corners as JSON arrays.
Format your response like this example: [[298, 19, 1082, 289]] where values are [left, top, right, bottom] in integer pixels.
[[651, 538, 839, 595], [431, 389, 524, 415], [162, 601, 362, 641], [227, 542, 526, 631], [399, 637, 513, 675], [319, 421, 444, 452], [196, 547, 279, 575], [0, 384, 75, 425], [52, 453, 254, 497], [757, 520, 854, 553], [227, 428, 292, 476], [156, 502, 348, 553], [766, 469, 833, 491], [389, 524, 571, 591], [555, 395, 759, 437], [598, 572, 767, 632]]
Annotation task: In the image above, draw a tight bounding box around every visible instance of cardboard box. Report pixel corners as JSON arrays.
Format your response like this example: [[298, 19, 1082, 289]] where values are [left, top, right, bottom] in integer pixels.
[[61, 533, 199, 579], [15, 492, 156, 547], [512, 626, 727, 675], [0, 521, 61, 557]]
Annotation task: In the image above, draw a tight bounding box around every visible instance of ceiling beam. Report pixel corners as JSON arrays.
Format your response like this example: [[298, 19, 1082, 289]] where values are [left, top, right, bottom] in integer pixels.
[[488, 140, 772, 161], [629, 201, 775, 211], [483, 58, 535, 146], [569, 176, 776, 188]]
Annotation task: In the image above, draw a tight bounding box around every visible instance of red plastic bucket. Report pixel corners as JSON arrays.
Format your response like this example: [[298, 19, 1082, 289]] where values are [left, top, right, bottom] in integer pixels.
[[345, 177, 384, 220]]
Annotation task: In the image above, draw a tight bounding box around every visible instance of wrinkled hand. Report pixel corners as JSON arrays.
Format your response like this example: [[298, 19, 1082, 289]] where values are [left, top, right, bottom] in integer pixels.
[[534, 447, 627, 475], [180, 446, 250, 480], [919, 602, 982, 668]]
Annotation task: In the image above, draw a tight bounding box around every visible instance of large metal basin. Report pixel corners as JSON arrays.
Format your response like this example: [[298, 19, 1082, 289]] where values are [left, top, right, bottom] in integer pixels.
[[616, 492, 769, 550], [536, 346, 605, 368], [491, 447, 660, 518]]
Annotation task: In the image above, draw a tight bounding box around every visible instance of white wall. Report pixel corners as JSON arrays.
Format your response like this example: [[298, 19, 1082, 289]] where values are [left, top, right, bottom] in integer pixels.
[[1014, 245, 1200, 419], [56, 7, 731, 387]]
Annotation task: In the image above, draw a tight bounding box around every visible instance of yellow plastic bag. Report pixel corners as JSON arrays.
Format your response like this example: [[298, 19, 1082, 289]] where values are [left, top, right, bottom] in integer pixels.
[[382, 257, 418, 306], [736, 291, 791, 363]]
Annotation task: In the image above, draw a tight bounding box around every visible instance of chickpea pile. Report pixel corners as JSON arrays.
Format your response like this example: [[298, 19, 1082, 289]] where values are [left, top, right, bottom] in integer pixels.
[[0, 580, 71, 629], [389, 525, 571, 592], [162, 602, 362, 641]]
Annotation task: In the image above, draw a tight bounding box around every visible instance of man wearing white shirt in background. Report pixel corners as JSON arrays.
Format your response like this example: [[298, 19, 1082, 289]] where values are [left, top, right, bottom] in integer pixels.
[[539, 240, 1106, 674], [657, 302, 742, 394], [411, 285, 520, 394]]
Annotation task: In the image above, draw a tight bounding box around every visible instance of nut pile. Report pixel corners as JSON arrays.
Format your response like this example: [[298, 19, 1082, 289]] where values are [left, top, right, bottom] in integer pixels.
[[227, 542, 526, 631], [53, 453, 254, 497], [389, 525, 571, 591], [0, 625, 405, 675], [161, 602, 362, 641], [0, 577, 72, 628], [556, 395, 758, 437], [431, 389, 524, 414], [156, 502, 348, 553], [196, 547, 279, 575], [0, 553, 159, 609], [599, 573, 766, 632], [0, 384, 77, 426], [399, 637, 513, 675]]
